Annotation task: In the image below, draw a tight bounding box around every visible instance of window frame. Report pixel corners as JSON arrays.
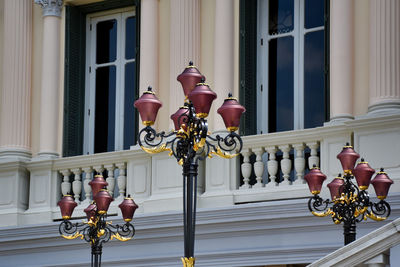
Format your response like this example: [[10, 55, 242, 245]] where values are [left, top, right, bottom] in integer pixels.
[[256, 0, 326, 134], [83, 8, 136, 155]]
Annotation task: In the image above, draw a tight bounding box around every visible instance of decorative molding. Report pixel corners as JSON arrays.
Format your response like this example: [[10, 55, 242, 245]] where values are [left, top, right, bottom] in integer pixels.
[[0, 196, 399, 266], [34, 0, 63, 17]]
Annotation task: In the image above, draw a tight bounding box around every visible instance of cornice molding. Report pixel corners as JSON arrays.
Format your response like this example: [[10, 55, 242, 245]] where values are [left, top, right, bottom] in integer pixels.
[[34, 0, 63, 17]]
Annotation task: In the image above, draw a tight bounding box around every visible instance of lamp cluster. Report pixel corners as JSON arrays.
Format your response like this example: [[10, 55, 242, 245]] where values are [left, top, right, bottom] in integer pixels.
[[134, 61, 246, 163], [304, 143, 393, 245], [134, 61, 246, 267], [58, 175, 138, 267]]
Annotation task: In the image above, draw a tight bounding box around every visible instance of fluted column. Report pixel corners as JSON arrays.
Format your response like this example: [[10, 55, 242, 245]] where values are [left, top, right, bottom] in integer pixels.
[[169, 0, 200, 129], [0, 0, 32, 159], [368, 0, 400, 115], [212, 0, 234, 131], [329, 0, 354, 123], [35, 0, 63, 158], [139, 0, 159, 94]]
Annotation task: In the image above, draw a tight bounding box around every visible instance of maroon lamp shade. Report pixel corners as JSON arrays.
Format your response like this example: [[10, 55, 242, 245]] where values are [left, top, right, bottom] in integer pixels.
[[94, 189, 113, 214], [327, 174, 345, 200], [170, 106, 189, 131], [89, 175, 108, 198], [188, 79, 217, 118], [134, 86, 163, 126], [118, 195, 139, 222], [353, 158, 375, 190], [177, 61, 204, 97], [217, 94, 246, 131], [371, 168, 394, 200], [58, 195, 77, 219], [337, 143, 360, 174], [84, 202, 97, 221], [304, 166, 327, 195]]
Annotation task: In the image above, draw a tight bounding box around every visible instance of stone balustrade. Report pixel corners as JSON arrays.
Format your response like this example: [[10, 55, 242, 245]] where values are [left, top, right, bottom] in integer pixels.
[[0, 115, 398, 227]]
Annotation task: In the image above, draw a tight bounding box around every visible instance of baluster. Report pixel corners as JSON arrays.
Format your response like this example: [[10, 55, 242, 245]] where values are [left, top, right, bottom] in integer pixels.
[[307, 142, 320, 168], [60, 170, 71, 196], [71, 168, 82, 203], [266, 146, 278, 186], [240, 149, 252, 189], [293, 143, 306, 184], [116, 163, 127, 201], [82, 167, 93, 204], [252, 148, 265, 188], [105, 164, 116, 197], [93, 165, 104, 176], [279, 145, 292, 185]]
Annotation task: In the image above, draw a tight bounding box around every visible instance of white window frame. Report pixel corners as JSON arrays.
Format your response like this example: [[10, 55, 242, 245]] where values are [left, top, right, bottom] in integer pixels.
[[84, 8, 135, 154], [257, 0, 324, 134]]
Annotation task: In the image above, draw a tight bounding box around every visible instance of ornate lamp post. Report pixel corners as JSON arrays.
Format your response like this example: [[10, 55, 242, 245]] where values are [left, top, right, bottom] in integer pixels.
[[304, 143, 393, 245], [134, 61, 245, 266], [58, 175, 138, 267]]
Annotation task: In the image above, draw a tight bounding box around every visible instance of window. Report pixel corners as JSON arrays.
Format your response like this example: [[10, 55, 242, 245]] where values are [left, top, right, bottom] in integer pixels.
[[239, 0, 329, 135], [63, 0, 139, 157], [84, 10, 136, 154]]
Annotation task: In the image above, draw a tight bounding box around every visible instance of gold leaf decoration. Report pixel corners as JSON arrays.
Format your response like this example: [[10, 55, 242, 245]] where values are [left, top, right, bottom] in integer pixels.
[[311, 208, 334, 217], [111, 233, 132, 242], [181, 257, 195, 267], [141, 144, 171, 154], [209, 147, 238, 159], [62, 232, 84, 240], [366, 212, 387, 221]]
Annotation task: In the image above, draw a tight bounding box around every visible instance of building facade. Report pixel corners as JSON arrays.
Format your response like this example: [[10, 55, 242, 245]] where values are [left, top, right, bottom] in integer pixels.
[[0, 0, 400, 266]]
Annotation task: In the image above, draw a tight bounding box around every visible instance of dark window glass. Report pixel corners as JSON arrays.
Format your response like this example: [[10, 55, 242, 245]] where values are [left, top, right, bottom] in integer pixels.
[[304, 30, 324, 128], [124, 62, 136, 149], [269, 0, 294, 35], [125, 16, 136, 60], [96, 19, 117, 64], [95, 66, 116, 153], [305, 0, 324, 29], [268, 36, 294, 132]]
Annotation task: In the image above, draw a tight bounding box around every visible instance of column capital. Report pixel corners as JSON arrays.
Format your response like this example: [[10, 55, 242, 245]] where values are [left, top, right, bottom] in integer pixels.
[[34, 0, 63, 17]]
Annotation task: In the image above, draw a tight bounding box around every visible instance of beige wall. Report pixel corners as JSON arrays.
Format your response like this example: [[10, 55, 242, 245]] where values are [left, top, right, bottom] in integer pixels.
[[31, 4, 43, 157], [157, 0, 171, 132], [0, 0, 3, 108], [353, 0, 370, 116]]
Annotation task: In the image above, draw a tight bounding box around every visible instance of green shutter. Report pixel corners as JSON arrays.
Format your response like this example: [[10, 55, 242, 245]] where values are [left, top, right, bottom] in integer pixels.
[[239, 0, 258, 136], [63, 5, 86, 157]]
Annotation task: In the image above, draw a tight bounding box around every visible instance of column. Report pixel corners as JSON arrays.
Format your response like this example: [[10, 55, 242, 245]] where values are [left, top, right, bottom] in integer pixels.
[[0, 0, 32, 159], [368, 0, 400, 115], [139, 0, 159, 94], [212, 0, 234, 131], [35, 0, 63, 158], [329, 0, 354, 123], [169, 0, 200, 128]]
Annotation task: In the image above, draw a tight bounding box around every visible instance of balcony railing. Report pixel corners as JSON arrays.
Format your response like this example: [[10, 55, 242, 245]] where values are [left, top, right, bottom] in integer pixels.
[[3, 114, 396, 225]]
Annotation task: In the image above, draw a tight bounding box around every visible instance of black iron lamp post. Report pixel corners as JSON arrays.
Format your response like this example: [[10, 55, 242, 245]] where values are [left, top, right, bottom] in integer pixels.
[[134, 61, 245, 267], [304, 143, 393, 245], [58, 175, 138, 267]]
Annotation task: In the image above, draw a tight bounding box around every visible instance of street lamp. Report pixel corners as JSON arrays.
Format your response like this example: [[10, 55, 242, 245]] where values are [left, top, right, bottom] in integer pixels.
[[304, 143, 393, 245], [58, 175, 138, 267], [134, 61, 245, 266]]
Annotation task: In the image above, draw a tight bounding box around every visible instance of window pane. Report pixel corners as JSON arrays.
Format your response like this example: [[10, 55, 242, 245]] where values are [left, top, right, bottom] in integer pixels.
[[268, 36, 294, 132], [124, 62, 136, 149], [96, 19, 117, 64], [125, 16, 136, 60], [269, 0, 294, 35], [95, 66, 116, 153], [304, 30, 325, 128], [305, 0, 324, 29]]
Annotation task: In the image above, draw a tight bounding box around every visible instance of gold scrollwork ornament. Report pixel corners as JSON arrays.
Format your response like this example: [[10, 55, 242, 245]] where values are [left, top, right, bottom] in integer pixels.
[[140, 144, 171, 154]]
